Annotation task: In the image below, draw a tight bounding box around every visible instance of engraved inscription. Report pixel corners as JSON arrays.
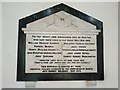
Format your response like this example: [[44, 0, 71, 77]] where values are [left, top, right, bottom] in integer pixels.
[[25, 33, 97, 73]]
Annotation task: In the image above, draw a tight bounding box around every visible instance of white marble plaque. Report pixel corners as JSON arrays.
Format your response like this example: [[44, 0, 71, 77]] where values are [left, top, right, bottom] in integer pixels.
[[25, 32, 98, 73]]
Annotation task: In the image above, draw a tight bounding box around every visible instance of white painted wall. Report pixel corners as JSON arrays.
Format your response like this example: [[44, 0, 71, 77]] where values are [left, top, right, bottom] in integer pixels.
[[2, 2, 118, 88]]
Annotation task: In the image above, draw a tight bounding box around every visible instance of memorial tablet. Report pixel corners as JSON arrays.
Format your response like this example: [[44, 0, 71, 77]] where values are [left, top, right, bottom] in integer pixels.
[[17, 3, 104, 81]]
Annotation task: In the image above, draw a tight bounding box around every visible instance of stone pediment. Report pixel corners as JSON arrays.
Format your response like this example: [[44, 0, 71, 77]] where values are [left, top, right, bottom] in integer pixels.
[[22, 11, 100, 35], [23, 11, 96, 31], [20, 3, 103, 34]]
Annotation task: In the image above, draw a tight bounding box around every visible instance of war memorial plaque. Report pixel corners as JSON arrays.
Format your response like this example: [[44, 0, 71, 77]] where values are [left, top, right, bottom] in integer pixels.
[[17, 3, 104, 81]]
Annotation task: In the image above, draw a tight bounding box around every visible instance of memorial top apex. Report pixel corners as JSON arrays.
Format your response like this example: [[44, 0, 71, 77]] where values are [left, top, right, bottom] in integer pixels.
[[19, 3, 103, 30]]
